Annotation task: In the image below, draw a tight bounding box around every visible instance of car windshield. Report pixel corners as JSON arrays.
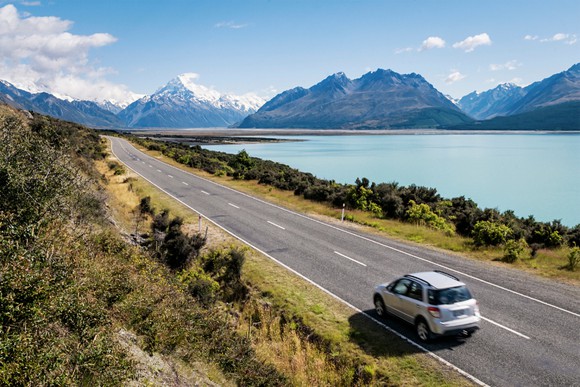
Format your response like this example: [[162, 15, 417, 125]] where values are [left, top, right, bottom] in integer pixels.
[[428, 286, 472, 305]]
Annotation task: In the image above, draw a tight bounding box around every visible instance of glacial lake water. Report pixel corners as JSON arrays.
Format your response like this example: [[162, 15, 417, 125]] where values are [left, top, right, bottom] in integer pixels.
[[203, 133, 580, 227]]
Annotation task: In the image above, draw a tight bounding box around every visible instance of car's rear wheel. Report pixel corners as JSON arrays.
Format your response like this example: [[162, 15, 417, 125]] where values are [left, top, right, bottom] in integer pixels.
[[416, 318, 433, 342], [374, 296, 387, 317]]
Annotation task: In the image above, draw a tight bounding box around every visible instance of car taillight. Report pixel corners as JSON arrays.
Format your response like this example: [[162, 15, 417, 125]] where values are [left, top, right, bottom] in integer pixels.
[[428, 307, 440, 318]]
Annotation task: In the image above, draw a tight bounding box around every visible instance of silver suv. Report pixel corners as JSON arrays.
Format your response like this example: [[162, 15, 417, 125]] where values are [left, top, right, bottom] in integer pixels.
[[373, 271, 480, 342]]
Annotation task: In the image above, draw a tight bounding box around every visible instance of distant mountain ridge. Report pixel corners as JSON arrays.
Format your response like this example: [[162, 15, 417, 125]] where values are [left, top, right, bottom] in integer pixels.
[[459, 63, 580, 121], [0, 80, 123, 128], [118, 73, 264, 128], [458, 83, 526, 120], [239, 69, 472, 129]]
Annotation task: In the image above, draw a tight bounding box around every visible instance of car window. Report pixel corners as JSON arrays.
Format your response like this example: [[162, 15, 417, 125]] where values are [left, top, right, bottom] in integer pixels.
[[429, 286, 472, 305], [392, 279, 411, 295], [407, 281, 423, 301]]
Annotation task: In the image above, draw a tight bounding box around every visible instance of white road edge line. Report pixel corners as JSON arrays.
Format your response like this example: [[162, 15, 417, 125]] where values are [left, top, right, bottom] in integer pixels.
[[334, 251, 367, 267], [108, 137, 489, 387], [267, 221, 286, 230], [481, 317, 530, 339], [228, 203, 240, 209]]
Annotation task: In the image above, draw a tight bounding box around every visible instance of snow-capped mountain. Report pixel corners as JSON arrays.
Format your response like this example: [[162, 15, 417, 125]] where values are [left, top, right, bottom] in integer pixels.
[[459, 63, 580, 121], [118, 73, 264, 128], [0, 79, 124, 128], [239, 69, 472, 129], [458, 83, 526, 120]]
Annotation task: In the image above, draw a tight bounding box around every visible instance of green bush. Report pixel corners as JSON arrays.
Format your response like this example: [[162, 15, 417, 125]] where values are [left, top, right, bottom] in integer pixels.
[[567, 247, 580, 271], [503, 238, 529, 263], [472, 220, 513, 246]]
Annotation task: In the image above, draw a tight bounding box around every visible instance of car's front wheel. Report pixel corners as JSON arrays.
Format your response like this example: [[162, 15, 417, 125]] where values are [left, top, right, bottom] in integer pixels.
[[416, 318, 433, 342], [374, 296, 387, 318]]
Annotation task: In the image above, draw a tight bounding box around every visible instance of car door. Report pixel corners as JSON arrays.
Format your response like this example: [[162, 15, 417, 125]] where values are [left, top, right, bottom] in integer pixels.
[[383, 278, 413, 322], [399, 280, 424, 322]]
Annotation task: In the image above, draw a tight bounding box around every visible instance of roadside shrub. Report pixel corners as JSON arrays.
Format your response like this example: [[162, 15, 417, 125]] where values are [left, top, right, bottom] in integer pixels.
[[179, 268, 220, 305], [472, 220, 512, 246], [567, 246, 580, 271], [107, 160, 125, 175], [406, 200, 454, 235], [201, 247, 248, 302], [503, 238, 529, 263], [139, 196, 155, 215]]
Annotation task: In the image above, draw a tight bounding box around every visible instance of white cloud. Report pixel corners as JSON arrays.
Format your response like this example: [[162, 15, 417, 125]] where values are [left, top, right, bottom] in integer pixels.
[[214, 21, 248, 29], [445, 70, 466, 84], [394, 47, 413, 54], [531, 33, 577, 45], [420, 36, 446, 51], [490, 60, 521, 71], [452, 33, 492, 52], [0, 4, 137, 104]]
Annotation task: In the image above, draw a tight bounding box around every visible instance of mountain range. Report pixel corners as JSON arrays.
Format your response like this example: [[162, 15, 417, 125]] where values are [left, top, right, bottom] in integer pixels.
[[455, 63, 580, 129], [0, 64, 578, 130], [238, 70, 472, 129], [458, 63, 580, 121]]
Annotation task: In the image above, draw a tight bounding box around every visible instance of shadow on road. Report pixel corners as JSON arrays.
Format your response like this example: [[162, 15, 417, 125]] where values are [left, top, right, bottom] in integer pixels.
[[348, 309, 469, 358]]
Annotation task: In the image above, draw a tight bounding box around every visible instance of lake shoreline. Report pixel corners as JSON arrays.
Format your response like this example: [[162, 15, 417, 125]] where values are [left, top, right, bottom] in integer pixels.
[[127, 128, 580, 141]]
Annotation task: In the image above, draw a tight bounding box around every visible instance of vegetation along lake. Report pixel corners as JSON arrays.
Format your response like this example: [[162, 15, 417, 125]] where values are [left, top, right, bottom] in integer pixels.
[[204, 133, 580, 227]]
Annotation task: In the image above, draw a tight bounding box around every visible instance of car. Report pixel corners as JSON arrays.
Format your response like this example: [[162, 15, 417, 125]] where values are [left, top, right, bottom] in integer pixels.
[[373, 270, 480, 342]]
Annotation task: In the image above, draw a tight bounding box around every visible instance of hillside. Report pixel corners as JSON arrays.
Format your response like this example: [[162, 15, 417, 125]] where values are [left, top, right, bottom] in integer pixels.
[[452, 100, 580, 130]]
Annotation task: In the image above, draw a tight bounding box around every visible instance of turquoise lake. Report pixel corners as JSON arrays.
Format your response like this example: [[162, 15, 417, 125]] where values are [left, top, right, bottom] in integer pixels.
[[203, 133, 580, 227]]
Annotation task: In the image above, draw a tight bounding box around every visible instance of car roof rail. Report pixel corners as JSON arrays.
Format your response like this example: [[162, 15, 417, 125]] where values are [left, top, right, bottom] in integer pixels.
[[403, 274, 432, 287], [433, 270, 460, 281]]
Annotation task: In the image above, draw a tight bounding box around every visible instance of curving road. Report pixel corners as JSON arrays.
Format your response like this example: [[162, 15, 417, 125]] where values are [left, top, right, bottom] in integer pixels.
[[108, 136, 580, 387]]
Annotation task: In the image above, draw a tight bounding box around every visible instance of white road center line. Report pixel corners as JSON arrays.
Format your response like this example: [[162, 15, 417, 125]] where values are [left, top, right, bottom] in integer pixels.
[[334, 251, 367, 267], [228, 203, 240, 209], [157, 169, 162, 172], [201, 190, 210, 195], [182, 182, 189, 186], [148, 164, 152, 168], [267, 221, 286, 230], [168, 175, 173, 178], [481, 316, 530, 339]]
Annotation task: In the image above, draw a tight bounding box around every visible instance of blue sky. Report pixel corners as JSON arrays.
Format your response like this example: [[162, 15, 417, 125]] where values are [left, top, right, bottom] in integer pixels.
[[0, 0, 578, 103]]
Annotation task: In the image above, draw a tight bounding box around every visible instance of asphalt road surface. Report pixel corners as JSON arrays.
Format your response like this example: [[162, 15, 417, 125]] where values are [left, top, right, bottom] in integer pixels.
[[108, 136, 580, 387]]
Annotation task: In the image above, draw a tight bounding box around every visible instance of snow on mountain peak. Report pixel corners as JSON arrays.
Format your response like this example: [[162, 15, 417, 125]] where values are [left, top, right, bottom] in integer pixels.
[[150, 73, 264, 111], [164, 72, 221, 103]]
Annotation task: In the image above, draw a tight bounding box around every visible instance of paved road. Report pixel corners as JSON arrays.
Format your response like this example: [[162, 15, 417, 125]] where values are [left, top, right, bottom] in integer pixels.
[[108, 136, 580, 387]]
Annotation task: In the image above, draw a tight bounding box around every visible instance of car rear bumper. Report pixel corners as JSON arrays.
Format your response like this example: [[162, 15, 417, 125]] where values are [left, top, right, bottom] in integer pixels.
[[431, 316, 481, 336]]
